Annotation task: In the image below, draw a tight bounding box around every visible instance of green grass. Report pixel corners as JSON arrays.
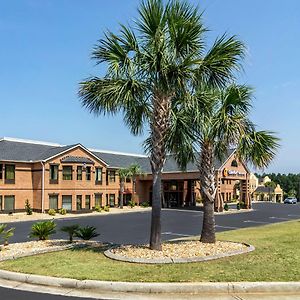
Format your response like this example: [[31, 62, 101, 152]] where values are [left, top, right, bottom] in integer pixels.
[[1, 221, 300, 282]]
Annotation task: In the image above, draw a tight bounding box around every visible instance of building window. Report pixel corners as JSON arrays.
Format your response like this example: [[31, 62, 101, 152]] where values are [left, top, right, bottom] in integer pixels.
[[0, 164, 3, 180], [85, 195, 91, 210], [49, 195, 58, 210], [126, 177, 131, 183], [77, 166, 82, 180], [0, 196, 2, 210], [49, 165, 58, 183], [95, 167, 102, 184], [76, 195, 82, 210], [86, 167, 91, 181], [109, 194, 115, 207], [231, 160, 238, 167], [62, 195, 72, 211], [95, 193, 102, 207], [62, 166, 72, 180], [5, 164, 15, 184], [4, 195, 15, 211], [108, 171, 116, 183]]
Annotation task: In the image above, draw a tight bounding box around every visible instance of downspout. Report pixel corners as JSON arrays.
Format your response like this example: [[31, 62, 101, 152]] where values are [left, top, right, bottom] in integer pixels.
[[41, 161, 45, 213]]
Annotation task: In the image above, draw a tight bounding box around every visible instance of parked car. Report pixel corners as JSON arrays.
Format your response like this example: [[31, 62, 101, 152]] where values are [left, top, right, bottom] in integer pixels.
[[284, 197, 297, 204]]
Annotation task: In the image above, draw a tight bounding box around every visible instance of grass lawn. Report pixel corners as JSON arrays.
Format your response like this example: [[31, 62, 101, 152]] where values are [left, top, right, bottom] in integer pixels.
[[0, 220, 300, 282]]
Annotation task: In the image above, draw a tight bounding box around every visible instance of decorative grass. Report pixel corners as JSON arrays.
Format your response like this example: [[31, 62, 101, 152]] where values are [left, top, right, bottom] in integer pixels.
[[0, 221, 299, 282]]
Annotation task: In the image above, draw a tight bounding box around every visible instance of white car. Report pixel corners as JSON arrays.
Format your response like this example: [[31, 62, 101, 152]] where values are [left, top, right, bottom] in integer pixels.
[[284, 197, 297, 204]]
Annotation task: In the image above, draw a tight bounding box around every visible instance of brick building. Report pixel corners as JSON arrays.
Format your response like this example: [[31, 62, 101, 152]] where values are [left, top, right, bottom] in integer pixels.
[[0, 137, 251, 213]]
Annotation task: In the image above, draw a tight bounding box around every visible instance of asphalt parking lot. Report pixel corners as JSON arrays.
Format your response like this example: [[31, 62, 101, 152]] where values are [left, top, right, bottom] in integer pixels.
[[4, 202, 300, 245]]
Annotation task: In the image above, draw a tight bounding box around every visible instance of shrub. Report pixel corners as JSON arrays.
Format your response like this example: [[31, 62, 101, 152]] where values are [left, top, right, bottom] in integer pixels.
[[30, 221, 56, 240], [140, 201, 149, 208], [60, 224, 80, 243], [75, 226, 99, 240], [58, 208, 67, 215], [103, 206, 110, 212], [25, 200, 33, 215], [236, 202, 241, 210], [224, 203, 229, 211], [2, 227, 15, 246], [94, 205, 101, 212], [48, 209, 56, 216], [0, 224, 15, 247], [128, 200, 136, 208]]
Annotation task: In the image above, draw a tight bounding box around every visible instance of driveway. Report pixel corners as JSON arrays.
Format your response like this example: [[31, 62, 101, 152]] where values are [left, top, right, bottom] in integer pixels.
[[4, 202, 300, 245]]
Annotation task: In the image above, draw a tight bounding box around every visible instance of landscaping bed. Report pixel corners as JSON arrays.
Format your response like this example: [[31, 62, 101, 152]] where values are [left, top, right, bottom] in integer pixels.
[[0, 221, 299, 282]]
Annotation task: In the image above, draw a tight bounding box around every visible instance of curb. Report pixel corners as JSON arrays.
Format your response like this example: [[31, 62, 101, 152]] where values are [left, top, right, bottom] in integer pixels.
[[0, 269, 300, 294], [103, 242, 255, 264]]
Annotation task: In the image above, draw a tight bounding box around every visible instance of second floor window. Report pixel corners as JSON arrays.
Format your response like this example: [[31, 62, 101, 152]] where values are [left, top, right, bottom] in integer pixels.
[[0, 164, 2, 180], [50, 165, 58, 182], [86, 166, 91, 181], [108, 171, 116, 183], [62, 166, 72, 180], [77, 166, 82, 180], [5, 164, 15, 183], [95, 167, 102, 184]]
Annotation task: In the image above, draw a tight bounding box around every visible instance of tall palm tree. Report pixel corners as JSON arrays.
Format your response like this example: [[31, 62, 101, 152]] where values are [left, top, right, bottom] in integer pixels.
[[118, 168, 133, 209], [79, 0, 245, 250], [169, 84, 279, 243], [128, 164, 143, 204]]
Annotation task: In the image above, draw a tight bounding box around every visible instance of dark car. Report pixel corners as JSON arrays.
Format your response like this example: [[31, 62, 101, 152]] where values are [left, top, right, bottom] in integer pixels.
[[284, 197, 297, 204]]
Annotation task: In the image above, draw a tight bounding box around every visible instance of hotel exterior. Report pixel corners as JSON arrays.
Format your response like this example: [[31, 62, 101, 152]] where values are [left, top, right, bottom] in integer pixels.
[[0, 137, 251, 214]]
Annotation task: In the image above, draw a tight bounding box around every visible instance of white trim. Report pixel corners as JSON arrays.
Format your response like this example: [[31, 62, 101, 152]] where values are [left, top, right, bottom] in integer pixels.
[[43, 144, 109, 166], [1, 137, 62, 147]]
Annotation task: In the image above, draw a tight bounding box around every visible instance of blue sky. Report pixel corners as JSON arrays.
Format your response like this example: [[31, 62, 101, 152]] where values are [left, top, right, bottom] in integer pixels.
[[0, 0, 299, 173]]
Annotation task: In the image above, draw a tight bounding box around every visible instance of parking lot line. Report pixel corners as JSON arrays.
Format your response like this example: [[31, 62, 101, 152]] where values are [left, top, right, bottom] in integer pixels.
[[269, 216, 292, 220], [215, 225, 239, 229], [162, 232, 193, 237], [244, 220, 269, 224]]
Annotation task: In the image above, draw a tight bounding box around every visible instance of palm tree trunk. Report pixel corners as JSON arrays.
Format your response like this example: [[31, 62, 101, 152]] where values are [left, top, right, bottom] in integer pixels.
[[120, 180, 124, 209], [199, 142, 216, 243], [132, 177, 136, 203], [149, 93, 171, 251]]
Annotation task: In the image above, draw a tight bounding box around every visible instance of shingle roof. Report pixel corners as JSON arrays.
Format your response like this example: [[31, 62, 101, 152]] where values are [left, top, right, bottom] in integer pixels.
[[61, 156, 95, 164], [254, 186, 275, 193], [0, 138, 236, 174]]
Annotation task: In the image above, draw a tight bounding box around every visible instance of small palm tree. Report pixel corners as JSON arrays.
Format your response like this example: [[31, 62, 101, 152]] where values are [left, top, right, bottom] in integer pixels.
[[75, 226, 99, 240], [2, 228, 15, 246], [60, 225, 80, 243], [129, 164, 143, 204], [79, 0, 245, 250], [169, 84, 279, 243], [118, 168, 132, 209], [30, 221, 56, 241]]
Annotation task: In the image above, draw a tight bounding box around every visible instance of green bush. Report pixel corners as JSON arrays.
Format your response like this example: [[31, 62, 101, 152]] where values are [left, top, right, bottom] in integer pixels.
[[236, 202, 241, 210], [140, 201, 149, 208], [94, 205, 102, 212], [103, 206, 110, 212], [75, 226, 99, 240], [30, 221, 56, 240], [58, 208, 67, 215], [128, 200, 136, 208], [224, 203, 229, 211], [48, 209, 56, 216], [25, 200, 33, 215], [0, 224, 15, 247], [60, 224, 80, 243]]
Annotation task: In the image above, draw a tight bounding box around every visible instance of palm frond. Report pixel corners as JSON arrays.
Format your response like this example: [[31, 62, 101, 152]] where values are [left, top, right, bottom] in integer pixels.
[[237, 130, 280, 169]]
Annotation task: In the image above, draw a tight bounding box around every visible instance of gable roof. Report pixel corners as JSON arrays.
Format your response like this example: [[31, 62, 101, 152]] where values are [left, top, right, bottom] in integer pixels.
[[254, 186, 275, 193], [0, 137, 244, 174]]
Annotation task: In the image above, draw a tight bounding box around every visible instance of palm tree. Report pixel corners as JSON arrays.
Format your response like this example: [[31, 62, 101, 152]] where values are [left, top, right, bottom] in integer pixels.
[[79, 0, 245, 250], [169, 84, 279, 243], [118, 167, 132, 208], [129, 164, 143, 204]]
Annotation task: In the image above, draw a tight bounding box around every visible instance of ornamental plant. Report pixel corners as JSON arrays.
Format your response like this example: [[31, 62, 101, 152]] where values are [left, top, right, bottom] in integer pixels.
[[75, 226, 99, 240], [25, 199, 33, 215], [30, 221, 56, 241], [60, 224, 80, 243]]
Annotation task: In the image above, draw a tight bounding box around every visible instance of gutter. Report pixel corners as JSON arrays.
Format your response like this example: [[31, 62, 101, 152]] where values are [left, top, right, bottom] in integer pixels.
[[41, 161, 45, 213]]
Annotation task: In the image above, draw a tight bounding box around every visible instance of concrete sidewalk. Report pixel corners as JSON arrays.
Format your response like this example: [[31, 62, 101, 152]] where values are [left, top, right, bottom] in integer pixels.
[[0, 278, 300, 299], [0, 207, 151, 223]]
